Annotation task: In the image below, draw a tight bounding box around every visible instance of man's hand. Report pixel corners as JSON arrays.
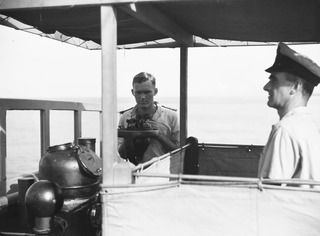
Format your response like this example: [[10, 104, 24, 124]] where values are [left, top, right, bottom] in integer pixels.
[[145, 120, 178, 152]]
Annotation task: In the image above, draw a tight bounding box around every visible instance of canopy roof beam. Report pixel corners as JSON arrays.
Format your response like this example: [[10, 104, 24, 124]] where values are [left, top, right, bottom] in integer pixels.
[[0, 0, 217, 10], [119, 4, 194, 47]]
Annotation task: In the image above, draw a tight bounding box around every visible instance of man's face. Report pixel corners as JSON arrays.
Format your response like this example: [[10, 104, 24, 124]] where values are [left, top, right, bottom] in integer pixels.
[[263, 72, 294, 110], [132, 80, 158, 109]]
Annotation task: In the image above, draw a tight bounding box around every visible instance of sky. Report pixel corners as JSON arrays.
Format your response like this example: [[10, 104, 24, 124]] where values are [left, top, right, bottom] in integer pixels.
[[1, 25, 320, 100]]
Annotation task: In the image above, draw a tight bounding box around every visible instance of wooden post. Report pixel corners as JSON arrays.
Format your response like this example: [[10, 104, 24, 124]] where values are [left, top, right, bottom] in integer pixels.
[[101, 5, 117, 185], [180, 47, 188, 145], [101, 6, 117, 236], [0, 109, 7, 195]]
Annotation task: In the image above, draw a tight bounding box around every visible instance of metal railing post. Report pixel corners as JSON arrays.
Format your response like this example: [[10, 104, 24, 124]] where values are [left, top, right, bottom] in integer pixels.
[[74, 110, 82, 143], [40, 109, 50, 157]]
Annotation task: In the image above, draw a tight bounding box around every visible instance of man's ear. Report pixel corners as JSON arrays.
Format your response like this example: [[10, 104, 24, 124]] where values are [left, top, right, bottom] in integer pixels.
[[131, 89, 134, 96], [154, 88, 158, 95]]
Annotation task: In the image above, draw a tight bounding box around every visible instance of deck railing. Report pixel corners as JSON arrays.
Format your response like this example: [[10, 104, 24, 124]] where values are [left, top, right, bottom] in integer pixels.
[[0, 98, 101, 195]]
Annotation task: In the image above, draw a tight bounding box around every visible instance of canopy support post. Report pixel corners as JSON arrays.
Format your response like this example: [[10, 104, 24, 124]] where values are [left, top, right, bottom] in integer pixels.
[[0, 109, 6, 196], [180, 47, 188, 145], [100, 5, 117, 236], [101, 5, 117, 184]]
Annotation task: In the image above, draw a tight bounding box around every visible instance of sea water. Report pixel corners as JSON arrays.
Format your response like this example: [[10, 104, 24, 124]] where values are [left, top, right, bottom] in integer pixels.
[[5, 96, 320, 182]]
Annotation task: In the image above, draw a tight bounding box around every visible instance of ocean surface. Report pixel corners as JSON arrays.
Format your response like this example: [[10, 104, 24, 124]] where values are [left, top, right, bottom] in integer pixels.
[[5, 95, 320, 183]]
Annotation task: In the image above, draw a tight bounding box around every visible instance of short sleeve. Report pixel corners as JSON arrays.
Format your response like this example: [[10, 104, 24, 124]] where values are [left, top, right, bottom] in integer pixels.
[[169, 111, 180, 146], [118, 112, 129, 129], [259, 126, 300, 179]]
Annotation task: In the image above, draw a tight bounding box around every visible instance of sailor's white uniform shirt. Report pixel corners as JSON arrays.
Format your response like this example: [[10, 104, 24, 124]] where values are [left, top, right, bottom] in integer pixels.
[[258, 107, 320, 181]]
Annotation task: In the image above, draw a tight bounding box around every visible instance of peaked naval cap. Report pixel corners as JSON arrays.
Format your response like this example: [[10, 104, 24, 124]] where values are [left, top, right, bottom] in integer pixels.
[[265, 42, 320, 86]]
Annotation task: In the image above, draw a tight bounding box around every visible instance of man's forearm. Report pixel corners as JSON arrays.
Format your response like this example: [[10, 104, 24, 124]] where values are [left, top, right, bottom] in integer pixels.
[[154, 134, 179, 152]]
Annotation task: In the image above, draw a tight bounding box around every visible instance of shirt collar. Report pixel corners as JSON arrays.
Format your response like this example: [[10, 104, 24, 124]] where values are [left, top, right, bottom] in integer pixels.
[[282, 106, 309, 120], [131, 102, 161, 119]]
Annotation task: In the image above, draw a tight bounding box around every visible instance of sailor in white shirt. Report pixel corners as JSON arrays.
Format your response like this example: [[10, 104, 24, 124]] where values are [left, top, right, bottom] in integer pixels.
[[118, 72, 179, 165]]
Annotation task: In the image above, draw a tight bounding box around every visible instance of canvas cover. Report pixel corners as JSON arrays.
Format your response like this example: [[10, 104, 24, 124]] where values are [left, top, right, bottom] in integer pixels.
[[1, 0, 320, 48], [104, 183, 320, 236]]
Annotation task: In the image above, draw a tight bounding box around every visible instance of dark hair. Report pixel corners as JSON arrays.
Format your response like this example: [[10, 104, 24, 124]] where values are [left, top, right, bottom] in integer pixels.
[[301, 80, 315, 97], [287, 73, 314, 98], [132, 72, 156, 86]]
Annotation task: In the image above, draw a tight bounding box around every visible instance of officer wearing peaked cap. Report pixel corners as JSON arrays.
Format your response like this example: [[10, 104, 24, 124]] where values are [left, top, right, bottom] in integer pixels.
[[258, 43, 320, 185], [266, 42, 320, 86]]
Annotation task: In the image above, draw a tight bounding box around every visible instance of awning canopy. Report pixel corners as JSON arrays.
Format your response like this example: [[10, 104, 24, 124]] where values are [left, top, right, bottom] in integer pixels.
[[1, 0, 319, 49]]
